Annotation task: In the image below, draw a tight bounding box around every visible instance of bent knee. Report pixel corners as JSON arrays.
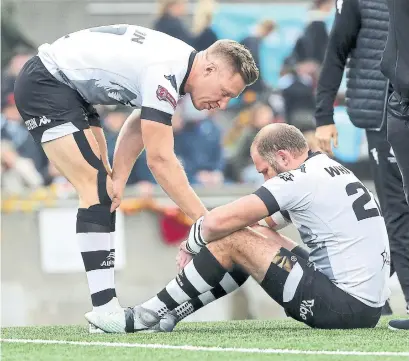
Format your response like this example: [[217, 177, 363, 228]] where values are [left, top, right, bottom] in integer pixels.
[[77, 168, 113, 208], [207, 240, 234, 270]]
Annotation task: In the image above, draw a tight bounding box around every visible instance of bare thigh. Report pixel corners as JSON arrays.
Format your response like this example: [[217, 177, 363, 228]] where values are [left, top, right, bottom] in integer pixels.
[[42, 129, 113, 208], [249, 225, 298, 250]]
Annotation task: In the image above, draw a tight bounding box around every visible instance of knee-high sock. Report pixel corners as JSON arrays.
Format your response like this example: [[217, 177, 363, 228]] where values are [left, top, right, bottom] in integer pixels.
[[141, 248, 227, 317]]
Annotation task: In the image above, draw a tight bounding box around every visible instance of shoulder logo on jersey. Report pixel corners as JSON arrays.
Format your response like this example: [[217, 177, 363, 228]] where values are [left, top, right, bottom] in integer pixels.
[[278, 172, 294, 182], [164, 75, 178, 92], [298, 164, 307, 173], [156, 85, 177, 109]]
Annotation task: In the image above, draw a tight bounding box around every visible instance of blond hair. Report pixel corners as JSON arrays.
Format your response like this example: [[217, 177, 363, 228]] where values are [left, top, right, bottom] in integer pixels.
[[157, 0, 186, 17], [208, 39, 259, 86], [192, 0, 217, 34]]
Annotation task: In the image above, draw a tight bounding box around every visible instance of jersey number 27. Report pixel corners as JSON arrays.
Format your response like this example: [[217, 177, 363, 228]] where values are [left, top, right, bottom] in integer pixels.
[[346, 182, 381, 221]]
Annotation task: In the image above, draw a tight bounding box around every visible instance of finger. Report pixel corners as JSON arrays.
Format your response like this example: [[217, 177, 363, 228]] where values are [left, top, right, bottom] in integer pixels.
[[110, 199, 119, 212], [333, 133, 339, 148], [319, 139, 330, 155]]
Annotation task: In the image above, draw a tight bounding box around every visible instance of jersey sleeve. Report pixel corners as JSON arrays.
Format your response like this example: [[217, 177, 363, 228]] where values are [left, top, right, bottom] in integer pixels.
[[140, 66, 179, 126], [253, 170, 313, 215]]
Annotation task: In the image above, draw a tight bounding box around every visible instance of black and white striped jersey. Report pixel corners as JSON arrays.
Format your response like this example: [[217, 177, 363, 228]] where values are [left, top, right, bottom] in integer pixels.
[[254, 152, 390, 307]]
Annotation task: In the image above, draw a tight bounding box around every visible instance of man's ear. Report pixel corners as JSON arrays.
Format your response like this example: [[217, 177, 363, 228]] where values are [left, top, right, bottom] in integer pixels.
[[204, 62, 217, 77], [276, 150, 290, 164]]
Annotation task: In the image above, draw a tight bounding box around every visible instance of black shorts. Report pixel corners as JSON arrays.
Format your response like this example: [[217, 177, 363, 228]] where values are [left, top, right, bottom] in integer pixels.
[[14, 56, 101, 144], [261, 248, 382, 329]]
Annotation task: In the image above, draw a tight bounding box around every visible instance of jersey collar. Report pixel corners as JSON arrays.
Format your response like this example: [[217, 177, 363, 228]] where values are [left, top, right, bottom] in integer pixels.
[[306, 150, 322, 160], [180, 50, 197, 96]]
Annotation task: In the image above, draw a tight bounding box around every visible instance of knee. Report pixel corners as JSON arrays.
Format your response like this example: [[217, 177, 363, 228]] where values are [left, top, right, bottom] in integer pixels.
[[207, 239, 234, 270], [77, 167, 113, 208]]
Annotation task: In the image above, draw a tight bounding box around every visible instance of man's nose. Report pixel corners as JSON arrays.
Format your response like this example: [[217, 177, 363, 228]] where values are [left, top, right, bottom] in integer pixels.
[[219, 98, 230, 110]]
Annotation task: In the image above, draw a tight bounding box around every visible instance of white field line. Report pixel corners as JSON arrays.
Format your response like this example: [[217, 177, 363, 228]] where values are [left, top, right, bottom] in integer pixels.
[[1, 338, 409, 357]]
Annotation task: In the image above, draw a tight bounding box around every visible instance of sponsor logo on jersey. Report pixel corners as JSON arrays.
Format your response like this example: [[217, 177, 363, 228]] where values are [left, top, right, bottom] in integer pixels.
[[299, 299, 315, 320], [39, 116, 52, 126], [156, 85, 177, 109], [25, 118, 38, 130], [278, 172, 294, 182], [100, 252, 115, 267], [299, 164, 307, 173], [25, 116, 52, 130], [164, 74, 178, 92]]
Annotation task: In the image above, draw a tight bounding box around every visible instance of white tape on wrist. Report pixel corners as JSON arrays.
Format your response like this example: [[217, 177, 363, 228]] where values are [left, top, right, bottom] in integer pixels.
[[186, 216, 206, 255]]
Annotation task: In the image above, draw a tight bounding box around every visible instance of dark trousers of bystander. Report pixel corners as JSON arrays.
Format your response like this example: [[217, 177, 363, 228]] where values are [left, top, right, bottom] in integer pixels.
[[367, 128, 409, 307]]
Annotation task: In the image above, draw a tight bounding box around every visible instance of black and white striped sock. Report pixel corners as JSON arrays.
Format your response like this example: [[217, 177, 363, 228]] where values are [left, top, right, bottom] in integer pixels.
[[110, 211, 117, 299], [77, 205, 119, 312], [141, 247, 226, 316], [172, 265, 249, 321]]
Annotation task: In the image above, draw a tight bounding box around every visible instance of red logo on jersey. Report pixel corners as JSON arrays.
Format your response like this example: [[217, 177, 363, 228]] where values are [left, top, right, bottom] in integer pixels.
[[156, 85, 177, 109]]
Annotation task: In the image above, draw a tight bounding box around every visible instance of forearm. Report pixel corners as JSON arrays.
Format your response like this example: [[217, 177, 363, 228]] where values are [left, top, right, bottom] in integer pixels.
[[149, 154, 207, 221], [112, 111, 144, 188]]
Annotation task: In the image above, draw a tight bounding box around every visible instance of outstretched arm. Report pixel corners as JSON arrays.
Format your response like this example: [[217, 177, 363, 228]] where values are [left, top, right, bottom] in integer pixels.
[[142, 119, 207, 221]]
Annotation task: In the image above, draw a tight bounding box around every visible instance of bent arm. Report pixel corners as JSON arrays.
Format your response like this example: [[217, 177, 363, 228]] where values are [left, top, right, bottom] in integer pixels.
[[142, 119, 207, 221]]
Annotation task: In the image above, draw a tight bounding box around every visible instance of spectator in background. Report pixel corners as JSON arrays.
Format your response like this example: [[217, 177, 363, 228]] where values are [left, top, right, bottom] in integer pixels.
[[278, 58, 320, 151], [225, 102, 276, 184], [1, 1, 36, 69], [241, 19, 276, 93], [192, 0, 218, 51], [173, 96, 224, 187], [290, 0, 333, 65], [1, 140, 43, 194], [154, 0, 193, 46], [2, 51, 34, 95], [1, 90, 49, 182]]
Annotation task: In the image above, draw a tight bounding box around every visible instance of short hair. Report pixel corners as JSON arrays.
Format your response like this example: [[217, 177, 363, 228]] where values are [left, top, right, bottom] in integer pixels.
[[252, 124, 308, 163], [208, 40, 259, 86]]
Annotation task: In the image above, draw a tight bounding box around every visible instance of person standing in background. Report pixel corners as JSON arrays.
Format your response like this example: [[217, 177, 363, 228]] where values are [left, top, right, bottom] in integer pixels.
[[290, 0, 333, 65], [191, 0, 218, 51], [380, 0, 409, 331], [241, 19, 276, 93], [154, 0, 193, 46], [1, 1, 36, 70], [314, 0, 409, 319]]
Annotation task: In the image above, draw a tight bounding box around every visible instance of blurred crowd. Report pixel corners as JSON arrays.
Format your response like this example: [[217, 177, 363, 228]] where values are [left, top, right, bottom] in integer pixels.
[[1, 0, 337, 197]]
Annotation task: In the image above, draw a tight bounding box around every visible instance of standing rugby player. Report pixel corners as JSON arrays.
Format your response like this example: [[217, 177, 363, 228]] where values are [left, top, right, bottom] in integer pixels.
[[14, 24, 258, 325]]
